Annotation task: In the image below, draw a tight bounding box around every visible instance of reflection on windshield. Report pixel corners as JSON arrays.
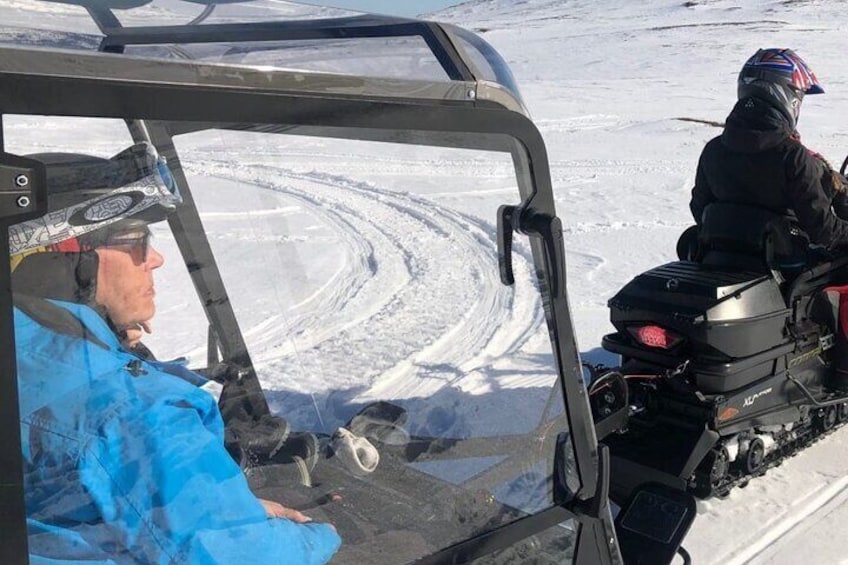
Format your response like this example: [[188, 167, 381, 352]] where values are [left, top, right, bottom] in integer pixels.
[[167, 130, 572, 561], [450, 26, 526, 106], [126, 36, 449, 82], [9, 0, 356, 30]]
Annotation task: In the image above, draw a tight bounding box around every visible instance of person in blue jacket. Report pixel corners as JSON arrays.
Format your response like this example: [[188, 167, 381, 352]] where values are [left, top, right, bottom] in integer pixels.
[[9, 143, 341, 564]]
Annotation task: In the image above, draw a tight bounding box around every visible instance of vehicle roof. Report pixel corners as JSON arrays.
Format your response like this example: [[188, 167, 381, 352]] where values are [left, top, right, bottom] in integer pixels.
[[0, 0, 528, 114]]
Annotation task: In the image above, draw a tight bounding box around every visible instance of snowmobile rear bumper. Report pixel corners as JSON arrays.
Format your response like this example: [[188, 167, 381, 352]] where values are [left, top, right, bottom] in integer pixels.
[[603, 332, 796, 393]]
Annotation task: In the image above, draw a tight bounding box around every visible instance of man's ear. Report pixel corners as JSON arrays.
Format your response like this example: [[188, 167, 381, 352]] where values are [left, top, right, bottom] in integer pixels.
[[74, 251, 99, 305]]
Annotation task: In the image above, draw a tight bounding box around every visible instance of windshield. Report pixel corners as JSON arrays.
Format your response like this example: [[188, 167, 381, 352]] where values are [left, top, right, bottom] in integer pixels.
[[0, 0, 526, 103], [123, 36, 450, 81], [0, 0, 355, 32], [5, 112, 577, 563]]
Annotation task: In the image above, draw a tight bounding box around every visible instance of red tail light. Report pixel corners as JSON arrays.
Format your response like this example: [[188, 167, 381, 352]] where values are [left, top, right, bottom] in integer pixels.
[[628, 325, 683, 350]]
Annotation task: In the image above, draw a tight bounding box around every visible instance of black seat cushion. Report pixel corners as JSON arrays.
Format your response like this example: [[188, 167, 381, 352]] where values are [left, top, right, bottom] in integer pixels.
[[697, 202, 809, 269]]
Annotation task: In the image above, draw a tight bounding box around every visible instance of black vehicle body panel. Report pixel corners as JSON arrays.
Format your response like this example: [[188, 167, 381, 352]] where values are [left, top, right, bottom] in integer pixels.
[[602, 246, 848, 503]]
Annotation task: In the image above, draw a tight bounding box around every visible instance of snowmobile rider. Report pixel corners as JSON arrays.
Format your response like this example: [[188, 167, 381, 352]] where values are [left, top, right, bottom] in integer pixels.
[[689, 48, 848, 258], [10, 143, 340, 564]]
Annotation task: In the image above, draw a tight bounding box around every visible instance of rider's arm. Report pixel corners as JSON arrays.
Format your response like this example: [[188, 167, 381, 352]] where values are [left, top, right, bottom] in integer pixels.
[[820, 164, 848, 220], [690, 152, 714, 225], [82, 381, 340, 565], [833, 190, 848, 221], [784, 144, 848, 249]]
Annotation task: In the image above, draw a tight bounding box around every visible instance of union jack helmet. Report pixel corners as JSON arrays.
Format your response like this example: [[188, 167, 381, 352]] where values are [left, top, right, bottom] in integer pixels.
[[740, 48, 823, 95], [738, 48, 823, 128]]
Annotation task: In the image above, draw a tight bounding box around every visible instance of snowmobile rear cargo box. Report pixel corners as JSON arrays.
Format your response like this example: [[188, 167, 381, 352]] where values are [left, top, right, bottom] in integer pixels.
[[608, 261, 790, 360]]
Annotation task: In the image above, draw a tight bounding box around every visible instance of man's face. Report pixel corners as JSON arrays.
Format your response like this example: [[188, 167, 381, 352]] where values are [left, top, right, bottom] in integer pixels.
[[94, 228, 164, 330]]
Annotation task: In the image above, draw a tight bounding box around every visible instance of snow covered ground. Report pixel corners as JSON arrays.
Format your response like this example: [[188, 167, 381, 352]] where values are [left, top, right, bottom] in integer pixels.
[[5, 0, 848, 562], [425, 0, 848, 563]]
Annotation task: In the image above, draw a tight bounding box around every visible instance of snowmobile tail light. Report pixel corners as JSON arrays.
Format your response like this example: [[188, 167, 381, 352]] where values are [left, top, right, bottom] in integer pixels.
[[718, 407, 740, 422], [629, 325, 683, 350]]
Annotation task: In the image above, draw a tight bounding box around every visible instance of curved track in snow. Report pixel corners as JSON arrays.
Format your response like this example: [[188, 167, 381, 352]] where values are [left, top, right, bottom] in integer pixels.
[[192, 160, 545, 398]]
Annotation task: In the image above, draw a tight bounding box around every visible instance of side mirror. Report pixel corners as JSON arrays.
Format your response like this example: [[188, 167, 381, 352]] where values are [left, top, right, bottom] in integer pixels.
[[614, 482, 696, 565]]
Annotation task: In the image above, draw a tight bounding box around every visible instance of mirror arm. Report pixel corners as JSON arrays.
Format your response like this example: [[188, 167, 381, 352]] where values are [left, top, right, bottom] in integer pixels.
[[497, 205, 516, 285], [571, 445, 623, 565], [497, 203, 566, 298]]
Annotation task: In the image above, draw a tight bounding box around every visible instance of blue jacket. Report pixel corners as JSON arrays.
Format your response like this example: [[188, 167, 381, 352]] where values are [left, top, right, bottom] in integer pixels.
[[15, 300, 340, 564]]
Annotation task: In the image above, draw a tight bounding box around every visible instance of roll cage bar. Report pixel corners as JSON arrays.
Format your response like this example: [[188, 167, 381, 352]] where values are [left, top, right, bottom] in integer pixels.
[[0, 5, 621, 564]]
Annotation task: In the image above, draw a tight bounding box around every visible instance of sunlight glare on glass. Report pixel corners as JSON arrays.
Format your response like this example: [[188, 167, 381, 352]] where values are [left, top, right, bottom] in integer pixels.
[[292, 0, 467, 18]]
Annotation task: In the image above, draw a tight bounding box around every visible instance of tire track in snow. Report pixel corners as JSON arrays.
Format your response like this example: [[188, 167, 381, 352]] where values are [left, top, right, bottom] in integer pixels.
[[535, 114, 628, 132], [562, 219, 692, 235], [192, 160, 543, 397], [204, 149, 514, 179], [193, 162, 398, 362], [725, 477, 848, 564]]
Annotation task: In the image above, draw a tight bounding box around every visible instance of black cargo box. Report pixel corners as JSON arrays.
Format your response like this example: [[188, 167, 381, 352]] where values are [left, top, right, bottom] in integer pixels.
[[607, 261, 790, 360]]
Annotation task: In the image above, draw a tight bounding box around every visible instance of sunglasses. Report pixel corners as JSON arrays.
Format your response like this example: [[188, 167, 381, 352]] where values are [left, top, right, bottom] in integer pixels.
[[98, 228, 153, 263]]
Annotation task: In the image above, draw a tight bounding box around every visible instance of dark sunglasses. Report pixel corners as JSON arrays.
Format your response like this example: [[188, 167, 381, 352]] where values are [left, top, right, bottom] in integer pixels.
[[98, 228, 152, 263]]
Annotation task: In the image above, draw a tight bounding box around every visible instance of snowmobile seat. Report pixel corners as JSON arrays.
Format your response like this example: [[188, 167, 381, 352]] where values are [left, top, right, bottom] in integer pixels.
[[695, 202, 809, 276], [785, 254, 848, 306], [687, 202, 848, 300]]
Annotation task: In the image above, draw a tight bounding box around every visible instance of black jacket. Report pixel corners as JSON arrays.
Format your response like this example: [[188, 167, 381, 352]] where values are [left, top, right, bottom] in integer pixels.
[[690, 96, 848, 249]]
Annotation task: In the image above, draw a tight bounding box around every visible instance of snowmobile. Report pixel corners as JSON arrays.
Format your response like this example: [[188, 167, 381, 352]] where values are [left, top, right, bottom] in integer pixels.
[[592, 167, 848, 502], [0, 1, 696, 564]]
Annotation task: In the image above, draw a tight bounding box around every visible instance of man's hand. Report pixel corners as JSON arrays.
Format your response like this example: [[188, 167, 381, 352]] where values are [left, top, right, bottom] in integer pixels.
[[259, 498, 312, 523]]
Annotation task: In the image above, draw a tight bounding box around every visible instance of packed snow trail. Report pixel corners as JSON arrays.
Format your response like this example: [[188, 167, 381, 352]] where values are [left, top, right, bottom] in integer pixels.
[[189, 159, 546, 401]]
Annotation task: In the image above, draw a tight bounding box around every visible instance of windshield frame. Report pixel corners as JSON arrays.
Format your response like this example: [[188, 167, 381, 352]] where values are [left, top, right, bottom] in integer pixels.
[[0, 21, 605, 563]]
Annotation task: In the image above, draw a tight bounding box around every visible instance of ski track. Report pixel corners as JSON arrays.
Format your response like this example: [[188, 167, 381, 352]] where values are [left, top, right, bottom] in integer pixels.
[[561, 219, 692, 235], [534, 114, 631, 132], [740, 477, 848, 565], [731, 477, 848, 564], [188, 157, 544, 400], [184, 148, 515, 179]]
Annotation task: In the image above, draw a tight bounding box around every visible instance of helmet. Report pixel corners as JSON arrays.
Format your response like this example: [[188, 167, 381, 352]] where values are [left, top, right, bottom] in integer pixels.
[[9, 142, 180, 304], [738, 48, 824, 128]]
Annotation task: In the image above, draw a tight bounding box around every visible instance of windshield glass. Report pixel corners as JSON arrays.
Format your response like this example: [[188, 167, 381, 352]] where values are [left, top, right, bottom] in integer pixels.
[[0, 0, 354, 31], [449, 25, 525, 105], [6, 113, 577, 563], [125, 36, 449, 81], [0, 1, 525, 103]]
